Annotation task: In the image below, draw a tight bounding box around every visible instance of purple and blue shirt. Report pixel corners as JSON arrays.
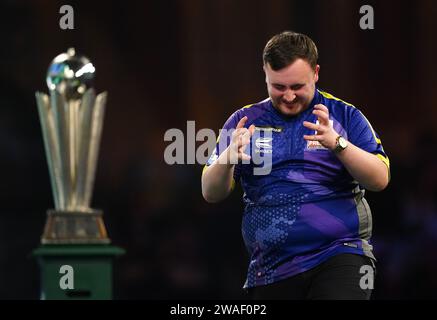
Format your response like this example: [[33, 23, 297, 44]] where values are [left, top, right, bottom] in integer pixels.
[[205, 88, 390, 288]]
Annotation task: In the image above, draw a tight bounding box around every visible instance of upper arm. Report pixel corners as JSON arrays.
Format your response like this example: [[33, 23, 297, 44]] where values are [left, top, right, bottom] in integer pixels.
[[348, 108, 390, 179]]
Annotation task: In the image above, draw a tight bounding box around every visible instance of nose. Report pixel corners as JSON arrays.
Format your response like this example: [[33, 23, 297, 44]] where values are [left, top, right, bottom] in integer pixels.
[[283, 89, 296, 103]]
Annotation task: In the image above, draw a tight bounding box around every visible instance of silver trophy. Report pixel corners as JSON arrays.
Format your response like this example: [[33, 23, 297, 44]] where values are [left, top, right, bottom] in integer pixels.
[[35, 48, 110, 244]]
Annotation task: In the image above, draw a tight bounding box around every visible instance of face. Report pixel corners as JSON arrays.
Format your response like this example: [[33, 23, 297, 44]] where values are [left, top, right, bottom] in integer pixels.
[[264, 59, 319, 117]]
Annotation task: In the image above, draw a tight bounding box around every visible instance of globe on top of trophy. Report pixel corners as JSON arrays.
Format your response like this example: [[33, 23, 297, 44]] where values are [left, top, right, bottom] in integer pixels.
[[46, 48, 95, 100]]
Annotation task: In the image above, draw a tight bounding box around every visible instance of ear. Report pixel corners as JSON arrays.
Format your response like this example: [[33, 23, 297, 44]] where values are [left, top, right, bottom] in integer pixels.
[[263, 64, 268, 83], [314, 65, 320, 83]]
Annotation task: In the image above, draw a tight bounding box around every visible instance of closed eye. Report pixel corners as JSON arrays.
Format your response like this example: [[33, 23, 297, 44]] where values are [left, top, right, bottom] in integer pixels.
[[291, 84, 304, 90], [273, 84, 286, 91], [272, 84, 304, 91]]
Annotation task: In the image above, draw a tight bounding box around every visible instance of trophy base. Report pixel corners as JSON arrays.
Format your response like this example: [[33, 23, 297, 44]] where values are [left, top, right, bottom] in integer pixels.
[[41, 209, 110, 244]]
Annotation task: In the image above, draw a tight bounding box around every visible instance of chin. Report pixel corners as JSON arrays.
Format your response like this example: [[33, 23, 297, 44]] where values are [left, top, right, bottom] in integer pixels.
[[283, 110, 299, 117], [280, 104, 302, 116], [272, 100, 304, 116]]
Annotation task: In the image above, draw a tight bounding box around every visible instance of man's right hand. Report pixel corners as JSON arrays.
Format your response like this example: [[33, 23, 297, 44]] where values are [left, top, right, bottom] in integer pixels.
[[202, 116, 255, 203], [228, 116, 255, 164]]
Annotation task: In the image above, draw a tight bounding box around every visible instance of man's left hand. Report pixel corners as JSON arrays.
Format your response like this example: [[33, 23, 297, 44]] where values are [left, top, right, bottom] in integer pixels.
[[303, 104, 339, 150]]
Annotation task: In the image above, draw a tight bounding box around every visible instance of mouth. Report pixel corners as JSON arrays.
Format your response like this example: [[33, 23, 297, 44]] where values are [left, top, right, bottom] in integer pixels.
[[282, 101, 298, 109]]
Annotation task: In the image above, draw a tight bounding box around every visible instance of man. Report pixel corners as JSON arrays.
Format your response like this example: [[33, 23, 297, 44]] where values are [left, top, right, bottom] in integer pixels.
[[201, 31, 390, 300]]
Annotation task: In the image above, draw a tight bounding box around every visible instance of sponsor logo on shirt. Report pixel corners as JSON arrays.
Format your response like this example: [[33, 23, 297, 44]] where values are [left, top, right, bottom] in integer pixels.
[[306, 120, 333, 151], [307, 140, 328, 150], [255, 126, 283, 133], [255, 137, 273, 154], [255, 137, 272, 149]]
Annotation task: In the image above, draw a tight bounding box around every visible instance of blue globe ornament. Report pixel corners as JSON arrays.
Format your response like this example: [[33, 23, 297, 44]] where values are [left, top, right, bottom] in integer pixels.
[[46, 48, 95, 100]]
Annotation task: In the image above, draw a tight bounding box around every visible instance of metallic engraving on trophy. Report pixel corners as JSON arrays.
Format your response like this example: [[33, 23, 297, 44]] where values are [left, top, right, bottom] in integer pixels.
[[35, 48, 110, 244]]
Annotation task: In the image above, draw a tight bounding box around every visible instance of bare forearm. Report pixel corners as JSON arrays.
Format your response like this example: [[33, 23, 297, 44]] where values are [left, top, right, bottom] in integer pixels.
[[201, 148, 235, 203], [335, 142, 389, 191]]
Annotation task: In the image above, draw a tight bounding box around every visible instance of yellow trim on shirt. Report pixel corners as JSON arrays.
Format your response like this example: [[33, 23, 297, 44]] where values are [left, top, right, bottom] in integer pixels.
[[202, 164, 208, 176], [230, 178, 236, 191], [241, 103, 254, 109], [376, 153, 390, 169], [318, 90, 355, 107], [359, 112, 382, 145]]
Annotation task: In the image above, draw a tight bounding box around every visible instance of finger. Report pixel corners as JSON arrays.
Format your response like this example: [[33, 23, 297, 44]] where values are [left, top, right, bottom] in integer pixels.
[[236, 130, 251, 147], [239, 145, 251, 160], [241, 153, 251, 161], [236, 116, 248, 129], [234, 128, 250, 144], [242, 127, 253, 140], [241, 135, 251, 146], [303, 134, 322, 141], [237, 138, 250, 149], [248, 124, 256, 136], [312, 109, 330, 126], [232, 128, 246, 143], [313, 104, 330, 125], [239, 143, 247, 153], [232, 127, 243, 137], [314, 104, 329, 113], [303, 121, 320, 131]]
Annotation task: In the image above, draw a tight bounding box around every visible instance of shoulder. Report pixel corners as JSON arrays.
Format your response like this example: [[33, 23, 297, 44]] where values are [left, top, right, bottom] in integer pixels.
[[317, 89, 364, 119], [318, 89, 356, 111], [317, 89, 377, 135], [224, 98, 271, 128], [236, 97, 270, 116]]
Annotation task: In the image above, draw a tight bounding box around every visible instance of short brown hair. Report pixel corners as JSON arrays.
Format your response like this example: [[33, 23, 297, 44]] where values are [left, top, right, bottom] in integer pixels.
[[263, 31, 318, 71]]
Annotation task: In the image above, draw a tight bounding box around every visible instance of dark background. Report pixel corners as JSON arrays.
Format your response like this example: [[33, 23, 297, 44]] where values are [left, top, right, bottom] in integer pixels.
[[0, 0, 436, 299]]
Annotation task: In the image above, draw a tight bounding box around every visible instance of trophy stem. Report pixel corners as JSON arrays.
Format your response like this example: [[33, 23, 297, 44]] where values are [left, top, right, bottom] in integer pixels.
[[76, 89, 96, 209], [36, 92, 61, 209], [69, 99, 80, 209], [84, 92, 107, 208], [51, 91, 71, 210]]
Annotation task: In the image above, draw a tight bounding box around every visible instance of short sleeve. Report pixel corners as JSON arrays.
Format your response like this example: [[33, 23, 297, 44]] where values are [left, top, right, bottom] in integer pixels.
[[348, 108, 390, 170]]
